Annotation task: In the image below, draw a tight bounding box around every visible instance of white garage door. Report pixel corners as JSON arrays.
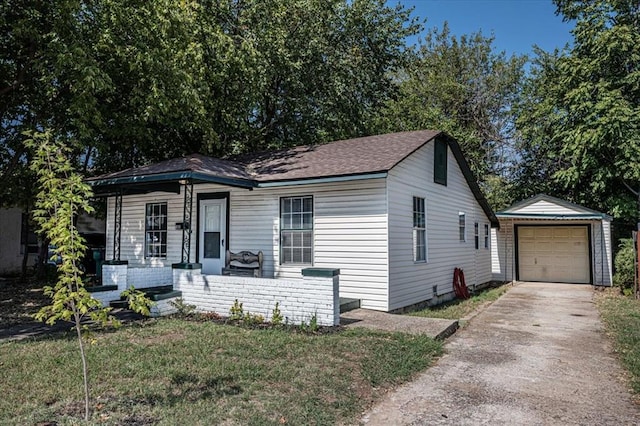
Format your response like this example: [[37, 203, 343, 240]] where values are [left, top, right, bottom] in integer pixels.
[[517, 226, 590, 284]]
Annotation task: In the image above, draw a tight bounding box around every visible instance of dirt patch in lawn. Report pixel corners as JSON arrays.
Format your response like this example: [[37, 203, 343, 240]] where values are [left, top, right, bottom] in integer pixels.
[[0, 277, 50, 328]]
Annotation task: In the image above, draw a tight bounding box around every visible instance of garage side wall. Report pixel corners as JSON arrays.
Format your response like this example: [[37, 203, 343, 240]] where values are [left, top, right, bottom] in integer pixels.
[[491, 219, 515, 282]]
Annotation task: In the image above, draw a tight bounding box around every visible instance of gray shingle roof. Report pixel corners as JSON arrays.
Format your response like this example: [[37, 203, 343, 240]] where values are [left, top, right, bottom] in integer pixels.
[[88, 130, 498, 226], [242, 130, 441, 181], [88, 130, 442, 183]]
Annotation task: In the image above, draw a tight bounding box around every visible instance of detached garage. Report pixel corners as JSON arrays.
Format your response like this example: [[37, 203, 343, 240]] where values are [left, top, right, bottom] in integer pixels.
[[491, 194, 612, 285]]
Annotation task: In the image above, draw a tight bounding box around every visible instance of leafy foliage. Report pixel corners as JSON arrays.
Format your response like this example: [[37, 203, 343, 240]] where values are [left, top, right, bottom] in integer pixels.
[[376, 24, 526, 204], [1, 0, 421, 194], [613, 238, 636, 290], [26, 130, 113, 421], [514, 0, 640, 222], [25, 130, 152, 421], [120, 286, 154, 316]]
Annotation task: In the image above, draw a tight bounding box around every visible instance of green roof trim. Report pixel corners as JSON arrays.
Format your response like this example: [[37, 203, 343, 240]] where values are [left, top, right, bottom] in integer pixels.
[[88, 171, 255, 189], [257, 172, 387, 188]]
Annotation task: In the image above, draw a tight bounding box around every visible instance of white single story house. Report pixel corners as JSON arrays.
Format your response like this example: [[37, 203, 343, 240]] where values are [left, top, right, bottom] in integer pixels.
[[491, 194, 612, 285], [88, 130, 498, 316]]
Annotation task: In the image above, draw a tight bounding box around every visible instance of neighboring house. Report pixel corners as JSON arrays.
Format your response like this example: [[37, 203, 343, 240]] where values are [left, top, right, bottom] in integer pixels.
[[0, 208, 39, 275], [0, 207, 105, 276], [88, 130, 499, 312], [491, 194, 612, 285]]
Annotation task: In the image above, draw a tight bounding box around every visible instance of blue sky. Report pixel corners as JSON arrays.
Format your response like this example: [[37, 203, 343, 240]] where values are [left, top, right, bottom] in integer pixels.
[[398, 0, 574, 57]]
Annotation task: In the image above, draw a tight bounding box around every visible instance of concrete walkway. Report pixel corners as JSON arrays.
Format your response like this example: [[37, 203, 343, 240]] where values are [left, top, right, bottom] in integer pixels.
[[362, 282, 640, 425], [341, 309, 458, 340]]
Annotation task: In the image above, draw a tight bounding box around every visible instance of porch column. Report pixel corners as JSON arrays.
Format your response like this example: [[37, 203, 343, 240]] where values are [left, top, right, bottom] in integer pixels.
[[112, 191, 123, 261], [180, 179, 194, 263]]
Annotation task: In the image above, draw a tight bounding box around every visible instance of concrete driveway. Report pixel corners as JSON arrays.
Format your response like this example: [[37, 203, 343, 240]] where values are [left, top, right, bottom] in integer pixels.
[[362, 282, 640, 425]]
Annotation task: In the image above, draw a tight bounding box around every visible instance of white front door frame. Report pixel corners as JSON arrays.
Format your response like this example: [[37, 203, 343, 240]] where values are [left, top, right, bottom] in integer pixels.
[[197, 194, 228, 275]]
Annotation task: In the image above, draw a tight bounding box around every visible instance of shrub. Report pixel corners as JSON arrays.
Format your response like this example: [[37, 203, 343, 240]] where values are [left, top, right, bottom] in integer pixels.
[[271, 302, 284, 326], [614, 238, 636, 291]]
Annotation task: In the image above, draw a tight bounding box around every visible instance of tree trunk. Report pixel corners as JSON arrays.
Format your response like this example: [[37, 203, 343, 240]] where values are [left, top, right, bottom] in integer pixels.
[[72, 300, 91, 421]]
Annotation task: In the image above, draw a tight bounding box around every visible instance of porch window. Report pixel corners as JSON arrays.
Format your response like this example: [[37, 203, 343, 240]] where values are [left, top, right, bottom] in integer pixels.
[[280, 196, 313, 264], [413, 197, 427, 262], [474, 222, 479, 249], [145, 202, 167, 258], [484, 224, 490, 249], [459, 212, 466, 242]]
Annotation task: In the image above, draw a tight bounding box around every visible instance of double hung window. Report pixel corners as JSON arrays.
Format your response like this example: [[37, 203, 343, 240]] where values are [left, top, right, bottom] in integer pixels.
[[280, 196, 313, 264], [145, 202, 167, 258], [413, 197, 426, 262]]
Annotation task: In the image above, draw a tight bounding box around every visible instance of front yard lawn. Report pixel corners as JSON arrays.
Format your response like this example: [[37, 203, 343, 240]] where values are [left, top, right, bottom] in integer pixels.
[[408, 283, 510, 320], [0, 318, 442, 425], [596, 290, 640, 394]]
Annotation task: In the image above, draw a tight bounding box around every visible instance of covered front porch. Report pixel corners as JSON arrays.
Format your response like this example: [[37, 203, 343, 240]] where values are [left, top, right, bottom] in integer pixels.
[[88, 170, 342, 326]]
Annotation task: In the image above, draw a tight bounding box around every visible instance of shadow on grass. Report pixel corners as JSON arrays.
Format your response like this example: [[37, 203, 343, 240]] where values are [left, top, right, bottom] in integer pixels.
[[138, 373, 243, 407]]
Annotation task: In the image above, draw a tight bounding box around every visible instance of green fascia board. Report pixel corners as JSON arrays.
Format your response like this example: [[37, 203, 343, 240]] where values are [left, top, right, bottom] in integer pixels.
[[257, 172, 387, 188], [172, 262, 203, 270], [496, 212, 609, 220], [88, 171, 255, 189], [302, 268, 340, 277]]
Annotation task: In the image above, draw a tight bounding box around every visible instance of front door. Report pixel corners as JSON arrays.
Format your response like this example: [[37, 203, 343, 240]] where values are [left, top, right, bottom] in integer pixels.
[[199, 199, 227, 274]]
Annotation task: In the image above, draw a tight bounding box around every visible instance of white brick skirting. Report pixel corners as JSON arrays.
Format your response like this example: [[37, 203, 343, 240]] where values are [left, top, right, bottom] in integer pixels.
[[127, 267, 172, 289], [102, 264, 128, 289], [91, 289, 122, 307], [173, 268, 340, 326], [101, 264, 172, 291]]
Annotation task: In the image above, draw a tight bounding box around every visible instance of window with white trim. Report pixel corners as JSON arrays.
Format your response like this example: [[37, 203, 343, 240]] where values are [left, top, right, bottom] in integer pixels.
[[145, 202, 167, 258], [413, 197, 426, 262], [459, 212, 466, 242], [474, 222, 479, 249], [280, 196, 313, 264], [484, 224, 490, 249]]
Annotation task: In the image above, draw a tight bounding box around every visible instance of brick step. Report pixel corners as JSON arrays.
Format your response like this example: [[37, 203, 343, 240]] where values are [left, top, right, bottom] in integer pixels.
[[109, 285, 182, 309]]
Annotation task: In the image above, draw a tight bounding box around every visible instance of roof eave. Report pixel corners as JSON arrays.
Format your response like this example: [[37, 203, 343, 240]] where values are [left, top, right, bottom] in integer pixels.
[[496, 212, 611, 220], [88, 171, 256, 189], [256, 172, 388, 188]]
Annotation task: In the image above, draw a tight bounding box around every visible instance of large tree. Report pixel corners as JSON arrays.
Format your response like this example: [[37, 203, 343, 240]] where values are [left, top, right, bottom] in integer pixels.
[[375, 24, 526, 210], [514, 0, 640, 222], [1, 0, 420, 185]]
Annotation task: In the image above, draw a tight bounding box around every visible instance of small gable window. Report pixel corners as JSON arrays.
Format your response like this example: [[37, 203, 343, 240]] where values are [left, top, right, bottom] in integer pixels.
[[459, 212, 466, 242], [434, 138, 447, 185]]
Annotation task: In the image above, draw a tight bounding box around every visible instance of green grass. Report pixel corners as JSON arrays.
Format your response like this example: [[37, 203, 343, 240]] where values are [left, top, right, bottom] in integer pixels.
[[408, 284, 510, 320], [596, 291, 640, 393], [0, 319, 442, 425]]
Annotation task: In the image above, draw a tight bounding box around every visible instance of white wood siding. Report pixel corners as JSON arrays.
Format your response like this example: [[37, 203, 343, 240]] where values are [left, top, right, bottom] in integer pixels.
[[508, 200, 588, 215], [386, 142, 492, 311], [105, 179, 389, 310]]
